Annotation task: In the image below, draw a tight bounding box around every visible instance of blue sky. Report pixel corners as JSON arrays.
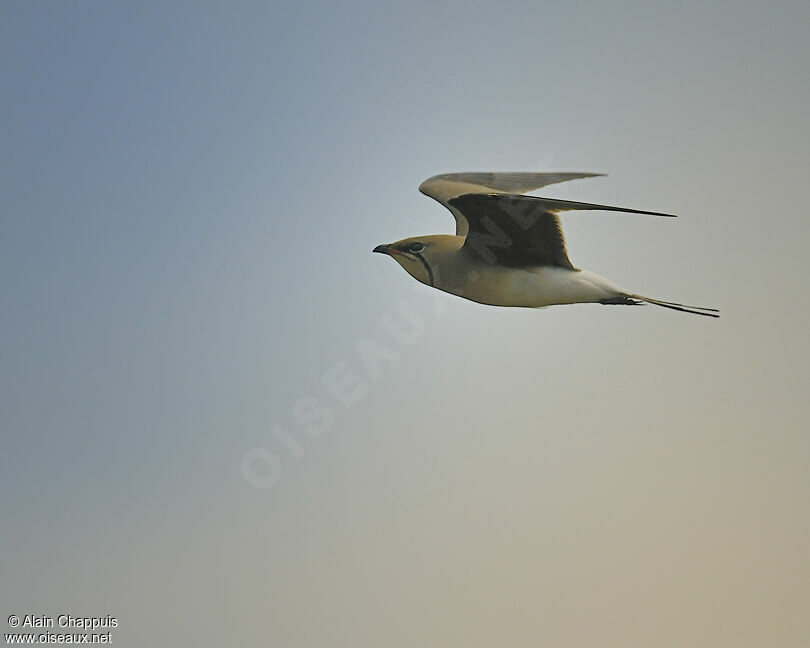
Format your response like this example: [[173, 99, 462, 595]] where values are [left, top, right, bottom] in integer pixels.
[[2, 1, 809, 645]]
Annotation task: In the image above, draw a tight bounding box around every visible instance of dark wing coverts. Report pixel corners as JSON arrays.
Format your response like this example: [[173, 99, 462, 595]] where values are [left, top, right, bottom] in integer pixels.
[[447, 188, 677, 268], [449, 194, 576, 269]]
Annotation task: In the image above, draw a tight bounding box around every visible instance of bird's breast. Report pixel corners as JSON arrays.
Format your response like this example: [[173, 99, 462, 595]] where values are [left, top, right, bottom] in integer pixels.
[[437, 264, 623, 308]]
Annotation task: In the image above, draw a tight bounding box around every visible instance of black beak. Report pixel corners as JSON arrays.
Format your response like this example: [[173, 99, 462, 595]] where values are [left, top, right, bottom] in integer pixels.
[[373, 244, 391, 254]]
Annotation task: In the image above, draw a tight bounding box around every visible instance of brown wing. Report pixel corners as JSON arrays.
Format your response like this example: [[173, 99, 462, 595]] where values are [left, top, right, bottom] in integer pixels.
[[419, 172, 604, 236], [450, 193, 576, 269], [449, 192, 677, 267]]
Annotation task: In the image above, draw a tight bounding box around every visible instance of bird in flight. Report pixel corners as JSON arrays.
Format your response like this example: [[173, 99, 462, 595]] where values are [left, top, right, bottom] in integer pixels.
[[373, 172, 718, 317]]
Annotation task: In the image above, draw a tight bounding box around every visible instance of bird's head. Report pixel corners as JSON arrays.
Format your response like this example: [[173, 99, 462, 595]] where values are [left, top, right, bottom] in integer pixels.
[[373, 235, 458, 287]]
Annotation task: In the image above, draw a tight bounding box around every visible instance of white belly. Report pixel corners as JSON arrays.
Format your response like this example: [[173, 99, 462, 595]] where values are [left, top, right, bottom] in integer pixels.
[[450, 266, 627, 308]]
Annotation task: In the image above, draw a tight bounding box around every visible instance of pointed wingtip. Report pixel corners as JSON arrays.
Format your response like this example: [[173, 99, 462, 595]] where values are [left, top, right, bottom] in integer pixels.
[[566, 172, 607, 179], [552, 172, 606, 179]]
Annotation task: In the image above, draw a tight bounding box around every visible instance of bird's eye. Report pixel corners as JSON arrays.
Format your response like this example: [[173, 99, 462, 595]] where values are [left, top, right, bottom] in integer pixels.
[[409, 242, 425, 253]]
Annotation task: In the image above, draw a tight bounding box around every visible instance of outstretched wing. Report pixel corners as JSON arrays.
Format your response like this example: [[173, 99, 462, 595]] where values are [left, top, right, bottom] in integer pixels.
[[419, 172, 604, 236], [450, 193, 576, 268], [449, 193, 676, 268]]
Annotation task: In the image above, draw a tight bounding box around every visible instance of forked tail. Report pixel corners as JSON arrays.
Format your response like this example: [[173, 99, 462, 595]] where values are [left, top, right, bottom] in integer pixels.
[[629, 294, 719, 318]]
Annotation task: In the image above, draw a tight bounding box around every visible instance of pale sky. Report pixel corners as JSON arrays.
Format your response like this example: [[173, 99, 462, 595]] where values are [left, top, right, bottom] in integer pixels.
[[2, 1, 809, 646]]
